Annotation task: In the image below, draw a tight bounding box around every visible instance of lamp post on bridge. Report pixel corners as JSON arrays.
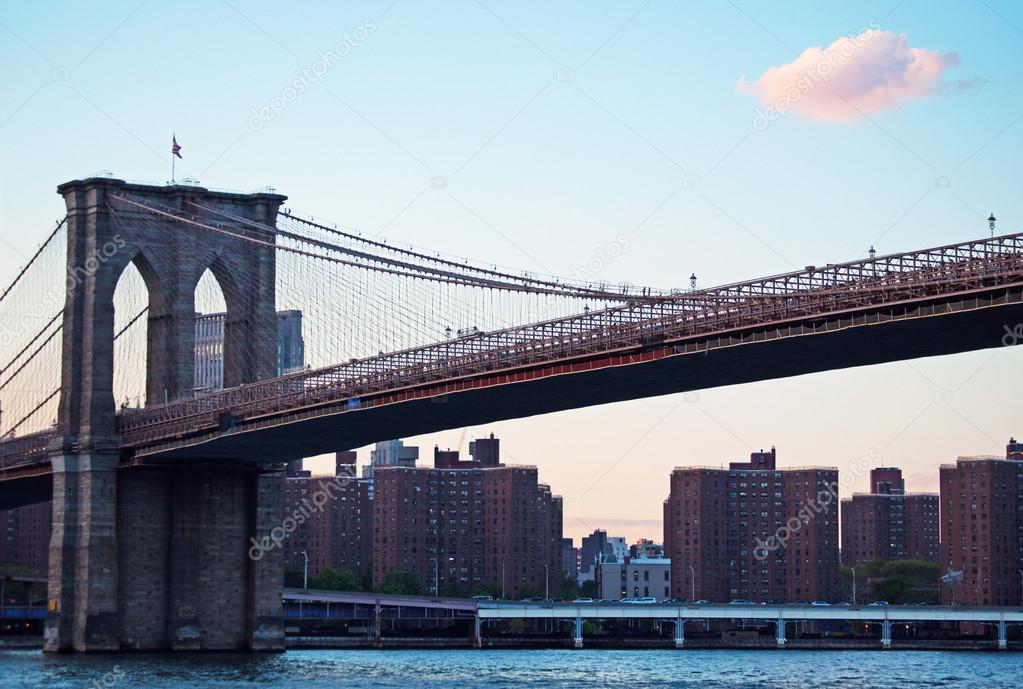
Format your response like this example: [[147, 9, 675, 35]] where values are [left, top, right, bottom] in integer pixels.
[[989, 213, 997, 238], [544, 564, 549, 600], [301, 551, 308, 590], [688, 565, 695, 603], [852, 566, 857, 606]]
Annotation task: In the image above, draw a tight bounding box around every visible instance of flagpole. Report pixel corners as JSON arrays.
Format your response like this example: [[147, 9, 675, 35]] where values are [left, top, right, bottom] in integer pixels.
[[171, 132, 176, 183]]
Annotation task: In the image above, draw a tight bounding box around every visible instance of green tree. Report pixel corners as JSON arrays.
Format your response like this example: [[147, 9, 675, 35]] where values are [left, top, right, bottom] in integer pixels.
[[473, 582, 504, 598], [579, 580, 597, 598], [841, 559, 941, 605], [283, 568, 306, 588], [438, 580, 465, 598], [552, 573, 579, 600], [376, 569, 422, 595], [309, 567, 363, 592]]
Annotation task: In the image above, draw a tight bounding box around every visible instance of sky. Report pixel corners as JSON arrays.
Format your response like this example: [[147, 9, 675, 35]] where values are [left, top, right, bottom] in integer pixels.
[[1, 0, 1022, 543]]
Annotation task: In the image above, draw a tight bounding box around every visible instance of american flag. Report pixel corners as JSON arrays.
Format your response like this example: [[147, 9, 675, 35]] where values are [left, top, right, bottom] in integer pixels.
[[172, 135, 182, 159]]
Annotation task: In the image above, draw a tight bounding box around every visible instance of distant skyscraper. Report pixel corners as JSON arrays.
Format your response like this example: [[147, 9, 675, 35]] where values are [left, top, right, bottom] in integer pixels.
[[276, 309, 305, 375], [841, 467, 939, 565], [194, 309, 305, 392]]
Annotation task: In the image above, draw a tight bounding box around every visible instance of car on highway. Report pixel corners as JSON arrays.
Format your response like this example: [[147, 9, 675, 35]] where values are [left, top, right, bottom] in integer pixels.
[[693, 599, 710, 605], [571, 597, 595, 604], [810, 600, 831, 606], [868, 600, 889, 607], [728, 599, 755, 605]]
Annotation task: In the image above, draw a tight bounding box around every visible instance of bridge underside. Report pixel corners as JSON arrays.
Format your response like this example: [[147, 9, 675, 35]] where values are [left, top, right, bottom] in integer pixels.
[[147, 289, 1023, 462]]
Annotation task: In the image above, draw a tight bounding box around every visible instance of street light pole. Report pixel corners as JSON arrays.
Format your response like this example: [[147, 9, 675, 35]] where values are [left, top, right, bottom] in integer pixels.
[[544, 564, 549, 600], [852, 567, 857, 606], [434, 556, 439, 597], [501, 559, 505, 599], [301, 551, 308, 590], [688, 565, 695, 602]]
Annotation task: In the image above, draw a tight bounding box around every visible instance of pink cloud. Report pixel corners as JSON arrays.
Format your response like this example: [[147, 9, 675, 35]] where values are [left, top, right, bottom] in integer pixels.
[[738, 30, 978, 122]]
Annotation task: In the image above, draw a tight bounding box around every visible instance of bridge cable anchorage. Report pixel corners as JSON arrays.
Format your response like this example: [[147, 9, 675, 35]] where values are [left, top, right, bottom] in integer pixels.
[[0, 216, 67, 306]]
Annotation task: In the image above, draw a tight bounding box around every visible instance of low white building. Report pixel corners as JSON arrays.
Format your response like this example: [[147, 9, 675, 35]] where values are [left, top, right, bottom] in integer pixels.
[[599, 557, 671, 601]]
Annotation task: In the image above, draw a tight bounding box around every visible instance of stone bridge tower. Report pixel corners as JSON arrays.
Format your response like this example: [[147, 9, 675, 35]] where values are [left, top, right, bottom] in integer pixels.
[[46, 177, 286, 652]]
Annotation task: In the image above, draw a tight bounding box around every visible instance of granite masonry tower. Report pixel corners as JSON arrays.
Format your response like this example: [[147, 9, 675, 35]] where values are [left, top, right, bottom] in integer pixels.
[[45, 177, 286, 652]]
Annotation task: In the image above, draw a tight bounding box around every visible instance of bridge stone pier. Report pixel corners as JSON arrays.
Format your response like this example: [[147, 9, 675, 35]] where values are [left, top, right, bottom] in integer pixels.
[[45, 178, 288, 652]]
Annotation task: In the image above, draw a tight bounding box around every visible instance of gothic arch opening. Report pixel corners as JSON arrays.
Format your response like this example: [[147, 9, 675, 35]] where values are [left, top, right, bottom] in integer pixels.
[[193, 267, 228, 393], [112, 259, 150, 409]]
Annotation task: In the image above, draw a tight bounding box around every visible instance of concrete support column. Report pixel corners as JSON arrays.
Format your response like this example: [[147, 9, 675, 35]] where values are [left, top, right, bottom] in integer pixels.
[[881, 620, 892, 649], [45, 453, 120, 652], [473, 616, 482, 648], [373, 602, 382, 648], [573, 616, 583, 648], [775, 619, 786, 647], [998, 621, 1007, 651], [674, 616, 685, 648]]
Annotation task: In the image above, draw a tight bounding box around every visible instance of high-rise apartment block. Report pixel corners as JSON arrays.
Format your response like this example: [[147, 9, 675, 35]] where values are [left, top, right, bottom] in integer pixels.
[[372, 439, 562, 597], [664, 448, 840, 603], [938, 439, 1023, 606], [281, 451, 370, 580], [841, 467, 940, 565]]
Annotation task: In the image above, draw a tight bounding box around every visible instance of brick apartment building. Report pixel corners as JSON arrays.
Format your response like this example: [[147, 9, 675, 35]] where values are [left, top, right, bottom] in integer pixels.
[[282, 451, 370, 580], [373, 435, 563, 597], [0, 501, 51, 575], [938, 438, 1023, 606], [664, 448, 841, 603], [841, 467, 940, 565]]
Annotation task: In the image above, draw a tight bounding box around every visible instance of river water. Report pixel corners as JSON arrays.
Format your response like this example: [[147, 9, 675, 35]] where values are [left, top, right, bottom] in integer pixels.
[[0, 648, 1018, 688]]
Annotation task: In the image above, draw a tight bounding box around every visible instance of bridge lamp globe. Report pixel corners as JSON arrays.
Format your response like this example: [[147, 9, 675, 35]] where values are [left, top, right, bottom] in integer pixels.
[[988, 213, 997, 237], [689, 273, 698, 290]]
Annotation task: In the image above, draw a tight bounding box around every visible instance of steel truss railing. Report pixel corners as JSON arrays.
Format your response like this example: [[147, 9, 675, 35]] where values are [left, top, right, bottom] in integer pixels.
[[114, 232, 1023, 448]]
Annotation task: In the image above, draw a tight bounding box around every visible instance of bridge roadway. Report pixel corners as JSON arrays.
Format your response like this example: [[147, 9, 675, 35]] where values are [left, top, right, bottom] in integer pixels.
[[2, 232, 1022, 501], [8, 590, 1023, 649], [478, 601, 1023, 649], [280, 589, 1023, 649]]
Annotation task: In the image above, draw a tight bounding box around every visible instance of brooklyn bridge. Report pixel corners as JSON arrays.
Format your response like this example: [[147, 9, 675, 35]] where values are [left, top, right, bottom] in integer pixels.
[[0, 177, 1020, 652]]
